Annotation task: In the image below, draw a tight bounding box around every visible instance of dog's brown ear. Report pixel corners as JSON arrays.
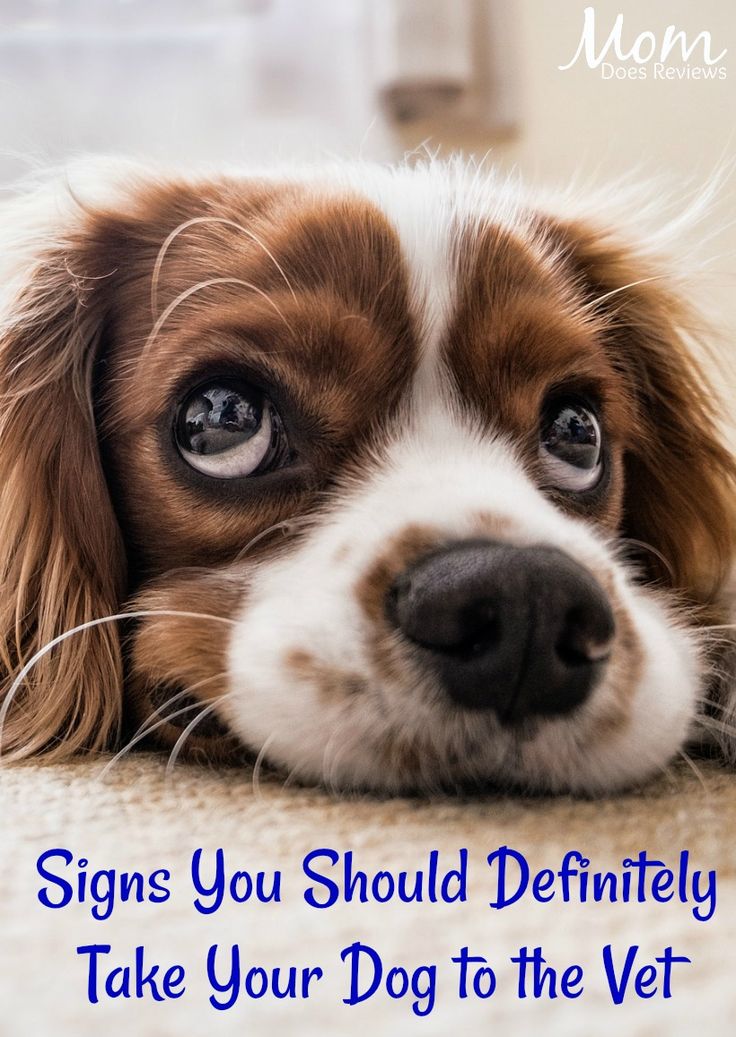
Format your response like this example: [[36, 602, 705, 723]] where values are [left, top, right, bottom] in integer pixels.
[[550, 218, 736, 613], [0, 205, 126, 760]]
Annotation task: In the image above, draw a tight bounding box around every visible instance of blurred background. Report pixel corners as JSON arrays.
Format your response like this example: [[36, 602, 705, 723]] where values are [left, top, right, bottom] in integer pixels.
[[0, 0, 734, 335]]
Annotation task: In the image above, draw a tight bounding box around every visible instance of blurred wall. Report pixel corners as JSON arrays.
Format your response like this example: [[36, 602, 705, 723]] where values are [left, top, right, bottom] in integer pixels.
[[492, 0, 736, 349], [495, 0, 736, 403], [0, 0, 734, 364], [502, 0, 733, 183]]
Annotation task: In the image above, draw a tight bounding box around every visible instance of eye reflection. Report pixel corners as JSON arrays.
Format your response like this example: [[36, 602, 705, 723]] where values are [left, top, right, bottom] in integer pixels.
[[184, 386, 262, 456], [175, 380, 289, 479], [539, 397, 603, 493]]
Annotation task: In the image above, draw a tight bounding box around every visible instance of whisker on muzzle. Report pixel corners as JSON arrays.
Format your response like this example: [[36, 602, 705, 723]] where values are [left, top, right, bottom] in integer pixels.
[[96, 671, 230, 781], [164, 697, 234, 779], [251, 732, 278, 800], [0, 609, 236, 762]]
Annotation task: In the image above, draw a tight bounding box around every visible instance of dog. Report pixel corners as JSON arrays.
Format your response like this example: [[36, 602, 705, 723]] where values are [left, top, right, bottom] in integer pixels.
[[0, 157, 734, 794]]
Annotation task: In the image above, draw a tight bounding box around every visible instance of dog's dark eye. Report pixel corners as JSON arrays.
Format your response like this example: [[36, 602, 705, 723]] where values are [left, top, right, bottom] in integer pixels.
[[539, 397, 603, 493], [175, 381, 289, 478]]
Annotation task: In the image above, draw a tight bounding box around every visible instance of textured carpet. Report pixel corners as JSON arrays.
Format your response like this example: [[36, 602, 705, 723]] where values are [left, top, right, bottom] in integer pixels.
[[1, 754, 734, 1036]]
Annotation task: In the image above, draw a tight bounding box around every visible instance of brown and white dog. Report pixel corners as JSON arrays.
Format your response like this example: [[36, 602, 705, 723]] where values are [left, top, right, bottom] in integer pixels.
[[0, 158, 734, 793]]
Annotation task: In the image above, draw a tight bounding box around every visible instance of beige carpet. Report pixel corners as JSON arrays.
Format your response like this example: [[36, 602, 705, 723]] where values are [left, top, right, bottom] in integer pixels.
[[1, 754, 734, 1036]]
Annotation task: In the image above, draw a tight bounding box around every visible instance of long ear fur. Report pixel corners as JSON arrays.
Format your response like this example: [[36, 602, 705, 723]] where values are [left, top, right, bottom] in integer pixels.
[[0, 178, 127, 760], [549, 217, 736, 616]]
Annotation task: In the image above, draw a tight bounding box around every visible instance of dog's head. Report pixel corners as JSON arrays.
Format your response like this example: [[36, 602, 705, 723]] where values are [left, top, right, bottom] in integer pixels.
[[0, 159, 733, 793]]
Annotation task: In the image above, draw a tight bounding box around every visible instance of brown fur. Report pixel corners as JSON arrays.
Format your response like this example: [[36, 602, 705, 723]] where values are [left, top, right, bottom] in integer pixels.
[[539, 218, 736, 612], [0, 231, 126, 759], [284, 648, 367, 702]]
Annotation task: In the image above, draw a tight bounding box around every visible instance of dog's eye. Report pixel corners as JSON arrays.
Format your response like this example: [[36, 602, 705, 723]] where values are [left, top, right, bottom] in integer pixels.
[[539, 397, 603, 493], [175, 381, 288, 478]]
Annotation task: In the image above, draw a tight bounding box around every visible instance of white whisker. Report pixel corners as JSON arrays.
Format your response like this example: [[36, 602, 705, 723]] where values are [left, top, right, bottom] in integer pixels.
[[96, 669, 230, 780], [233, 515, 314, 563], [139, 276, 294, 373], [614, 537, 676, 582], [579, 274, 670, 314], [150, 214, 298, 319], [0, 609, 234, 762], [251, 733, 277, 799], [165, 700, 227, 777], [98, 697, 217, 781], [677, 749, 710, 794]]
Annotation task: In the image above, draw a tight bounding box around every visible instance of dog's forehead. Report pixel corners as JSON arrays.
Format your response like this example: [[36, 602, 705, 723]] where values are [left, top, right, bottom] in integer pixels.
[[241, 175, 615, 434], [112, 171, 611, 416]]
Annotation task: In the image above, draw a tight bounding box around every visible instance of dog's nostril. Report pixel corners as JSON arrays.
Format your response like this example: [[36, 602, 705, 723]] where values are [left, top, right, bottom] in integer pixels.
[[555, 607, 614, 667], [386, 540, 615, 720]]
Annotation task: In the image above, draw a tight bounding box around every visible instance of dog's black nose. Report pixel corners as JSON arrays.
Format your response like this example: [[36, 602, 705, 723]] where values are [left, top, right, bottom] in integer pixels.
[[387, 540, 615, 722]]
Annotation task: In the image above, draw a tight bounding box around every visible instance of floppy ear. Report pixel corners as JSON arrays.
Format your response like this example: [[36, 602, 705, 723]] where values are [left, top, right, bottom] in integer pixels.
[[0, 190, 127, 760], [551, 218, 736, 615]]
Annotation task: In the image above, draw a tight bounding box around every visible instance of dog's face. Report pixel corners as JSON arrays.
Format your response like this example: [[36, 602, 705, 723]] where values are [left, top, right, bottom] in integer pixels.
[[0, 161, 734, 793]]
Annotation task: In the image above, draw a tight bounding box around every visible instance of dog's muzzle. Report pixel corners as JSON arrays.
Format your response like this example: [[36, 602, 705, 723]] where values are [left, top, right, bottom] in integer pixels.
[[386, 540, 615, 723]]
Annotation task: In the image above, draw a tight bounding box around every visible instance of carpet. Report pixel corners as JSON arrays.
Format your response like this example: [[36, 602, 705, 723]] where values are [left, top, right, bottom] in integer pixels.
[[1, 753, 733, 1035]]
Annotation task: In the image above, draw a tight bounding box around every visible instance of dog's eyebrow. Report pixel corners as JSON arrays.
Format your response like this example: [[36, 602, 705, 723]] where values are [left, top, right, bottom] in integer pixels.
[[107, 289, 417, 436], [442, 218, 626, 416]]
